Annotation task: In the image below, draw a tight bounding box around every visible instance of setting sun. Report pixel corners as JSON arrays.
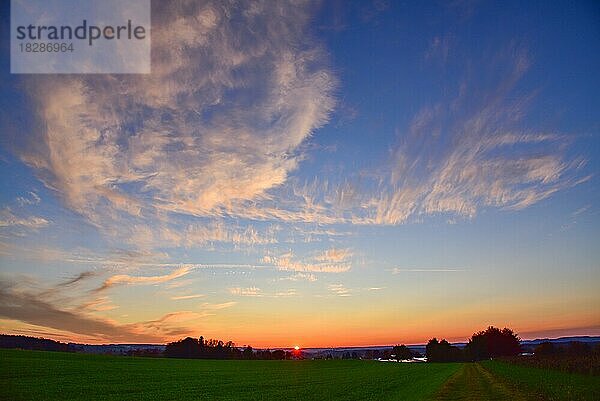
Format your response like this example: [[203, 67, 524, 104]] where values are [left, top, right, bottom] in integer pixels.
[[294, 346, 300, 351]]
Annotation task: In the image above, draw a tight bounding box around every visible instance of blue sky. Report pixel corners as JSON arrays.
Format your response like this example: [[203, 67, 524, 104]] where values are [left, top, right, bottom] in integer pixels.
[[0, 0, 598, 347]]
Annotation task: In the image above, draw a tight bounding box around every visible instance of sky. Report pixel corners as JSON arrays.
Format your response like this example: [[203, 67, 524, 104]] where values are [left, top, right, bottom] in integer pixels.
[[0, 0, 599, 348]]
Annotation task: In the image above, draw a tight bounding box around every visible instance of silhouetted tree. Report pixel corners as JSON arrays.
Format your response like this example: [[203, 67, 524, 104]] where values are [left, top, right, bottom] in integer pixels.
[[243, 346, 254, 360], [392, 344, 413, 360], [0, 334, 72, 352], [426, 338, 463, 362], [254, 349, 269, 359], [465, 326, 520, 360], [566, 341, 590, 356], [165, 336, 240, 359], [272, 350, 286, 360], [534, 341, 556, 356]]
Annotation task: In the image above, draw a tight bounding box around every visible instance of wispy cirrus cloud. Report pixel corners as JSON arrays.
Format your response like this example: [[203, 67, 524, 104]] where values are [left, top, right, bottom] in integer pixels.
[[0, 277, 234, 343], [314, 248, 352, 263], [328, 283, 351, 297], [6, 2, 583, 255], [262, 248, 352, 273], [274, 289, 297, 297], [16, 192, 41, 207], [379, 52, 587, 222], [95, 266, 192, 292], [171, 294, 205, 301], [14, 0, 335, 235], [228, 287, 262, 297], [200, 302, 237, 310], [80, 297, 119, 312], [279, 272, 317, 282], [0, 280, 161, 342], [115, 221, 279, 253], [157, 222, 278, 248], [0, 208, 49, 229], [228, 286, 297, 298], [391, 268, 466, 274], [248, 47, 587, 226]]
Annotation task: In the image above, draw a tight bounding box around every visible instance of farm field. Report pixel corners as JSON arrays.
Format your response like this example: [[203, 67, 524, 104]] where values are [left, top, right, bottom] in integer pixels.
[[1, 349, 600, 400], [0, 349, 458, 401], [434, 361, 600, 401], [481, 360, 600, 401]]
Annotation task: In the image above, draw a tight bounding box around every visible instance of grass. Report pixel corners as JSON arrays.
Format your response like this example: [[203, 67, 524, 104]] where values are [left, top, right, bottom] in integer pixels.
[[499, 354, 600, 376], [0, 349, 460, 401], [3, 349, 600, 400], [481, 360, 600, 401], [434, 363, 529, 401]]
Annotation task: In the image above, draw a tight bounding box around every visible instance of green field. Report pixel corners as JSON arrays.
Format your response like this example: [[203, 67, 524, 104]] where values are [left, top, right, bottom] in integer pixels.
[[481, 360, 600, 401], [1, 350, 599, 400]]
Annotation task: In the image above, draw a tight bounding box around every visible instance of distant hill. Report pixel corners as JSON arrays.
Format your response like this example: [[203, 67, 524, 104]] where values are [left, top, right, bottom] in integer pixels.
[[0, 334, 165, 355], [520, 336, 600, 345], [74, 343, 165, 355], [288, 336, 600, 358], [0, 334, 73, 352], [519, 336, 600, 352], [2, 334, 599, 357]]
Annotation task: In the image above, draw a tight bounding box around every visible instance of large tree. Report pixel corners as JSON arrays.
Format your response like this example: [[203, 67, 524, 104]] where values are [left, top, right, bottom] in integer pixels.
[[465, 326, 521, 360], [426, 338, 463, 362], [392, 344, 414, 360]]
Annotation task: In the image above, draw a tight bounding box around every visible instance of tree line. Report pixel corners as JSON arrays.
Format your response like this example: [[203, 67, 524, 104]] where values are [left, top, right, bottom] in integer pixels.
[[425, 326, 521, 362], [7, 326, 591, 363], [509, 340, 600, 375], [0, 334, 73, 352], [164, 336, 298, 360]]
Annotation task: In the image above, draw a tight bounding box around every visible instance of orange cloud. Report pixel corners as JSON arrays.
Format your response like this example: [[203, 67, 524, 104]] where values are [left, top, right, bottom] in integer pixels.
[[96, 266, 192, 292]]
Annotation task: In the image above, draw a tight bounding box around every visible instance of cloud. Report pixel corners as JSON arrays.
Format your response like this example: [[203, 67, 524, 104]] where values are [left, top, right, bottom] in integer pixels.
[[7, 3, 581, 256], [114, 221, 279, 251], [262, 249, 351, 273], [0, 278, 228, 343], [0, 208, 50, 229], [274, 289, 297, 297], [370, 48, 586, 223], [254, 47, 586, 226], [171, 294, 205, 301], [59, 271, 97, 287], [328, 283, 351, 297], [172, 222, 277, 248], [15, 0, 335, 232], [80, 297, 119, 312], [314, 248, 352, 263], [0, 281, 161, 342], [228, 287, 262, 297], [227, 286, 297, 298], [145, 311, 205, 325], [0, 242, 174, 270], [279, 272, 317, 282], [95, 266, 192, 292], [391, 268, 466, 274], [200, 301, 237, 310], [16, 192, 41, 206]]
